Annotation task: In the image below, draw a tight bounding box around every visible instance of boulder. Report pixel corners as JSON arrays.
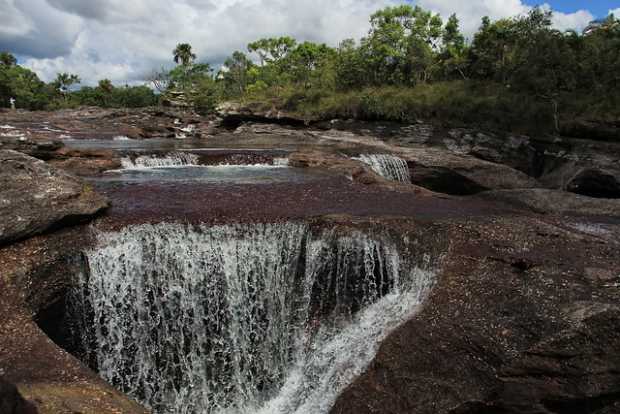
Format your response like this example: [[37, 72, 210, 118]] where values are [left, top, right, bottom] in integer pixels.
[[0, 150, 109, 245], [402, 147, 539, 195]]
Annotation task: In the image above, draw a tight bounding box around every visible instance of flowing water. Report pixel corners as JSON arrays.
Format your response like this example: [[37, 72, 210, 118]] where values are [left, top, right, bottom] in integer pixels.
[[121, 152, 201, 169], [355, 154, 411, 183], [69, 222, 435, 414]]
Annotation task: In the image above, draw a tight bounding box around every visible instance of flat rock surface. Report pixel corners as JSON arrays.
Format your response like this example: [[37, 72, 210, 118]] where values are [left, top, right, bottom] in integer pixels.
[[1, 108, 619, 413], [0, 150, 109, 245]]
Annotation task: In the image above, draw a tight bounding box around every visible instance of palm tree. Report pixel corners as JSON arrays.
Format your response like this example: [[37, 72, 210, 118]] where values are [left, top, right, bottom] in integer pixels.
[[173, 43, 196, 66], [54, 72, 81, 93], [0, 52, 17, 66]]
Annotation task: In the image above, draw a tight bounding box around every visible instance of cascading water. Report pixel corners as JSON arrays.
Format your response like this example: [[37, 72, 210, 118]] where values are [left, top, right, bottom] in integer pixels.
[[355, 154, 411, 183], [121, 152, 200, 169], [69, 222, 435, 414]]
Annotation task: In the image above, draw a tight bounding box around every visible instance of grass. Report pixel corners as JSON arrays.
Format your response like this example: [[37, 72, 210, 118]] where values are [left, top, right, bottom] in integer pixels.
[[238, 81, 619, 136]]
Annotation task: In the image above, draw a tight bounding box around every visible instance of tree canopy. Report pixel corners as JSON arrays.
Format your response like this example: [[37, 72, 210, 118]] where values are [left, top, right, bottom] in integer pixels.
[[1, 5, 618, 132]]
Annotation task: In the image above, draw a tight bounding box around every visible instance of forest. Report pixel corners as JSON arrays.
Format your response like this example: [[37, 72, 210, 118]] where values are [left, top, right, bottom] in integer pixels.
[[1, 5, 619, 133]]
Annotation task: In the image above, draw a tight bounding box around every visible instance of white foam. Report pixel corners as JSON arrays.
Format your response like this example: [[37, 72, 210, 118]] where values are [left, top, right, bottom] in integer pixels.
[[70, 223, 435, 414], [120, 152, 200, 169], [354, 154, 411, 183]]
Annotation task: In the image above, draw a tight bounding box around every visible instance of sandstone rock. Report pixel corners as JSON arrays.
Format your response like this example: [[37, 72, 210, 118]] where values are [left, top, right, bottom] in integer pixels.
[[478, 188, 620, 217], [0, 150, 109, 245]]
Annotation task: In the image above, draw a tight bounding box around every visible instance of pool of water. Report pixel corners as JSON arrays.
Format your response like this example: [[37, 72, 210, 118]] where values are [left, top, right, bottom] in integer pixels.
[[95, 165, 328, 185]]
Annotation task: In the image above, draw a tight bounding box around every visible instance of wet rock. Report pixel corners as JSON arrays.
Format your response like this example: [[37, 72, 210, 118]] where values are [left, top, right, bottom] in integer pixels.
[[0, 380, 36, 414], [331, 218, 620, 414], [0, 150, 109, 245], [0, 135, 64, 161], [566, 168, 620, 199], [290, 151, 384, 185], [478, 189, 620, 217]]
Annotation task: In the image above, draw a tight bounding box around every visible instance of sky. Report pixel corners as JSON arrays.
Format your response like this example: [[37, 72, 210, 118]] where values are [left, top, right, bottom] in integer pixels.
[[0, 0, 618, 86]]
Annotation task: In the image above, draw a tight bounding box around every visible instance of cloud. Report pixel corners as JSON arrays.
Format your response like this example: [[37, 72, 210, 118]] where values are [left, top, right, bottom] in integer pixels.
[[419, 0, 593, 38], [550, 8, 593, 32], [610, 8, 620, 17], [0, 0, 82, 58], [0, 0, 603, 85]]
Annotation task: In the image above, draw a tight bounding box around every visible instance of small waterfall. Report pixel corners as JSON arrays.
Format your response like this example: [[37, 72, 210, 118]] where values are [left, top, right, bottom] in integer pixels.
[[273, 157, 290, 166], [121, 152, 200, 169], [355, 154, 411, 183], [69, 223, 435, 414]]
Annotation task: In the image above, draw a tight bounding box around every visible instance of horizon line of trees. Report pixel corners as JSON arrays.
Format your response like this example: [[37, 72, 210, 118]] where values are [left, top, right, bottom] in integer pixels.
[[1, 5, 618, 129]]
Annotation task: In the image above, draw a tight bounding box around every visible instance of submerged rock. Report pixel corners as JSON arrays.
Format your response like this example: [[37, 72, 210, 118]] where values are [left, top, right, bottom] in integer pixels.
[[0, 150, 109, 245]]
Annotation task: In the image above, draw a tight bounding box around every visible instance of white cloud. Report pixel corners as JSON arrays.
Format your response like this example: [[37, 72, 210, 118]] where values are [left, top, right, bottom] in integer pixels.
[[0, 0, 34, 37], [418, 0, 530, 36], [610, 8, 620, 17], [2, 0, 603, 85], [551, 9, 593, 32]]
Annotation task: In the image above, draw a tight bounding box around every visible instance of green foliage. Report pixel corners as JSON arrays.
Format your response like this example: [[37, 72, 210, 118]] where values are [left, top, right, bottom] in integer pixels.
[[173, 43, 197, 66], [0, 64, 53, 109], [248, 37, 297, 66], [0, 5, 618, 128], [71, 84, 158, 108], [0, 52, 17, 66], [220, 51, 255, 97]]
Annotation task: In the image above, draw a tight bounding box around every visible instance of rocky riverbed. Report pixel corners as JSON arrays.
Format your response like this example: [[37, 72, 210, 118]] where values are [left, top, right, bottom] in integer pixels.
[[0, 106, 619, 413]]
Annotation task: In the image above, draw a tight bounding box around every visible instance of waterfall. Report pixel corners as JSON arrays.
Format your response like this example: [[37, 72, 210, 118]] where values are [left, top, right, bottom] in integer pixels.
[[121, 152, 200, 169], [354, 154, 411, 183], [69, 223, 435, 414]]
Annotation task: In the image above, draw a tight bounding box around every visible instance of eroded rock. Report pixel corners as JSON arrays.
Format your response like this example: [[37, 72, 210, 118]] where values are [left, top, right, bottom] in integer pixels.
[[0, 150, 109, 245]]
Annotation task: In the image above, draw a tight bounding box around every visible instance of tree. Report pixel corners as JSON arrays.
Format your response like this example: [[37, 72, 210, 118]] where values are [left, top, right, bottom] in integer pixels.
[[439, 14, 468, 79], [221, 51, 254, 96], [173, 43, 196, 66], [53, 73, 81, 96], [96, 79, 114, 106], [248, 37, 296, 65], [0, 52, 17, 66], [286, 42, 336, 88], [335, 39, 366, 90], [360, 5, 444, 85]]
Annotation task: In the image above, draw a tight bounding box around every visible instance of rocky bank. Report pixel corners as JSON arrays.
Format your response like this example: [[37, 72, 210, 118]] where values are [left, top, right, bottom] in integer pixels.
[[0, 106, 619, 413]]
